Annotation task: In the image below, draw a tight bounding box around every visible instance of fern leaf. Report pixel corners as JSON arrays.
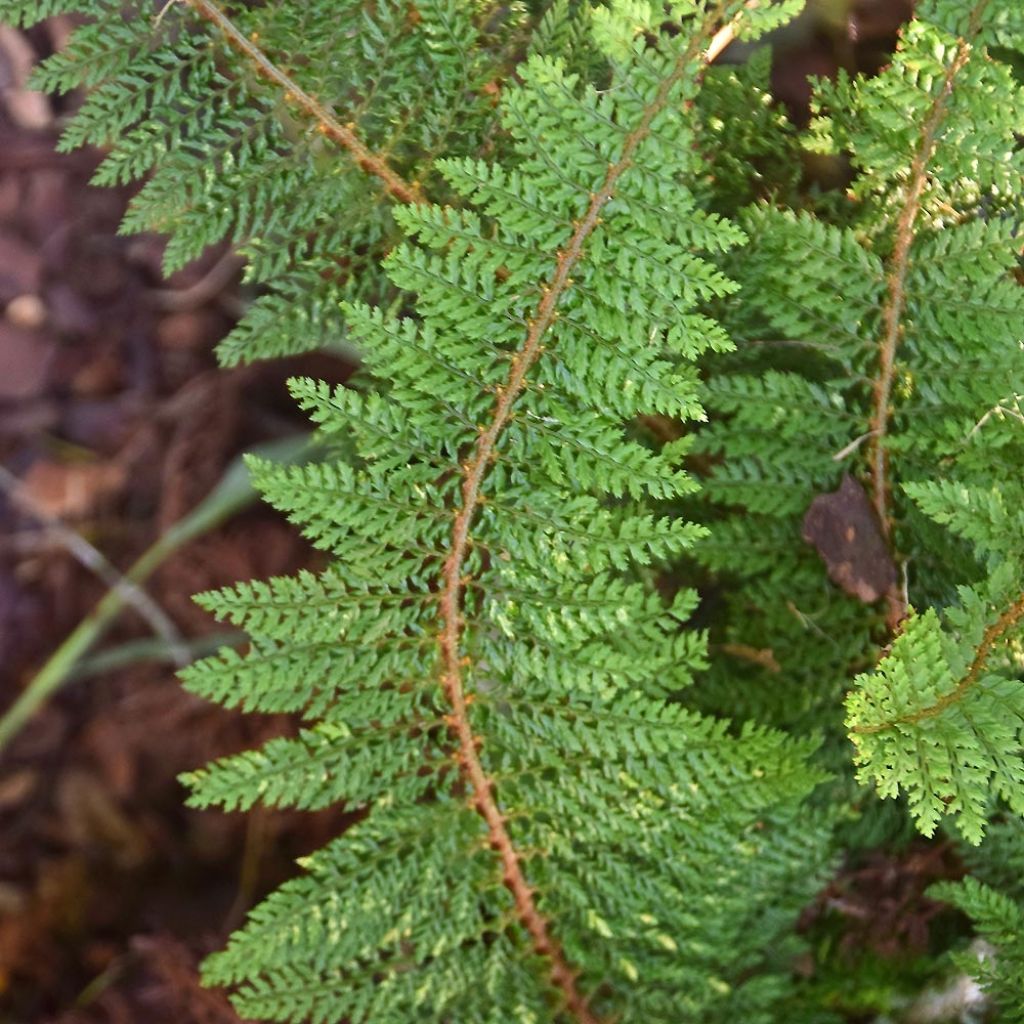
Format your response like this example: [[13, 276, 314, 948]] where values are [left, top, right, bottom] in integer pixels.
[[846, 587, 1024, 844], [930, 877, 1024, 1023], [181, 4, 830, 1020], [10, 0, 523, 365]]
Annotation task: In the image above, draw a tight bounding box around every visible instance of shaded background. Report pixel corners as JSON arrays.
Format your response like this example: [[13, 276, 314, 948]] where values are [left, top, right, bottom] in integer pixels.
[[0, 14, 358, 1020]]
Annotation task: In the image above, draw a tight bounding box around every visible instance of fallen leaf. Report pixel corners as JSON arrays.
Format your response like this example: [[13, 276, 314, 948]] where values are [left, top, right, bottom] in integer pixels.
[[802, 473, 897, 604], [20, 459, 126, 520], [0, 25, 52, 130]]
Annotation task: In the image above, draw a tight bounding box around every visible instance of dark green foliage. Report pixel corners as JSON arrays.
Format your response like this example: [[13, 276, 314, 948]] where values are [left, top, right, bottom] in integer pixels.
[[687, 0, 1024, 1011], [14, 0, 528, 366], [11, 0, 1024, 1018], [695, 0, 1024, 814]]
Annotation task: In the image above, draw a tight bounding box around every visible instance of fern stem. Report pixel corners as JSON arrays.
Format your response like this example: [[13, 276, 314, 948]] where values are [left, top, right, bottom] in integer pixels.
[[182, 0, 425, 205], [866, 0, 990, 629], [435, 5, 739, 1019], [852, 589, 1024, 735]]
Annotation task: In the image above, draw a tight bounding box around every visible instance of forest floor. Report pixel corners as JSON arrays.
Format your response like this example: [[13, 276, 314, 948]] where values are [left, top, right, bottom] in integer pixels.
[[0, 4, 962, 1023], [0, 15, 357, 1022]]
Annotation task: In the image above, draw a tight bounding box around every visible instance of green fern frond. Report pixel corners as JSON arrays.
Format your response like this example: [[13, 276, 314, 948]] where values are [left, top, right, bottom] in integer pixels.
[[21, 0, 1024, 1013], [7, 0, 525, 366], [902, 479, 1024, 569], [846, 583, 1024, 844], [692, 0, 1024, 742], [175, 3, 834, 1019]]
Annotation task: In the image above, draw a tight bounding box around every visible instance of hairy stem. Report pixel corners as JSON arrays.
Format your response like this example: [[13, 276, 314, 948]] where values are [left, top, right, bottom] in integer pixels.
[[182, 0, 424, 205], [852, 590, 1024, 736], [866, 1, 990, 628], [436, 5, 739, 1020]]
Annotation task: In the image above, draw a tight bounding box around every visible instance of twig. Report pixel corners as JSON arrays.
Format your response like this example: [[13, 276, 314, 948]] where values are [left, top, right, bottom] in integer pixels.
[[146, 249, 245, 312], [0, 529, 177, 753], [965, 394, 1024, 442], [717, 642, 781, 673], [0, 435, 311, 755], [704, 0, 756, 66], [832, 429, 877, 462], [0, 464, 189, 665], [70, 631, 243, 681], [153, 0, 178, 27]]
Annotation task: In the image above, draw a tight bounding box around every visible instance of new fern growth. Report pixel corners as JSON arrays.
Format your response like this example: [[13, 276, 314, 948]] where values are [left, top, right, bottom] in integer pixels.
[[12, 0, 1024, 1018]]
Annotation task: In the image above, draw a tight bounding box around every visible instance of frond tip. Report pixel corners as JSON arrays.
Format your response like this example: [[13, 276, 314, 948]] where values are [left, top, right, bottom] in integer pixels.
[[846, 589, 1024, 844]]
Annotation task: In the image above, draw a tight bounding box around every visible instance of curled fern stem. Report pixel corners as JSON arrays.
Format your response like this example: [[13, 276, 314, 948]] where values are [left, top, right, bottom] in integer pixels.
[[183, 0, 426, 205]]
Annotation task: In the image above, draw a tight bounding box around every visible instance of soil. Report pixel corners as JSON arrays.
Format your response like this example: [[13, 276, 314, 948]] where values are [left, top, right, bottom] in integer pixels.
[[0, 16, 354, 1022]]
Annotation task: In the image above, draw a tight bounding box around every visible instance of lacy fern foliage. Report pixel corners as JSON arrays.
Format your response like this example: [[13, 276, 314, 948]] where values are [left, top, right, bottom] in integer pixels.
[[173, 3, 829, 1022], [692, 0, 1024, 831], [13, 0, 1024, 1018], [9, 0, 522, 366], [931, 877, 1024, 1023], [847, 481, 1024, 844]]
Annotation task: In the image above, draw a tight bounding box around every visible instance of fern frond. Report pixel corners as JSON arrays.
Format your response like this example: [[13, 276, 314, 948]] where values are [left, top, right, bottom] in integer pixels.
[[7, 0, 524, 366], [178, 3, 832, 1020], [844, 420, 1024, 843], [687, 1, 1024, 848], [846, 584, 1024, 843], [807, 2, 1024, 543]]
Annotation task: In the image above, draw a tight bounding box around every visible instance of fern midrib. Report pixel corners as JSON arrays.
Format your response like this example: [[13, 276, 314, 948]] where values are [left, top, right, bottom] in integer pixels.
[[866, 0, 991, 631], [183, 0, 425, 205], [852, 589, 1024, 735], [435, 6, 737, 1020]]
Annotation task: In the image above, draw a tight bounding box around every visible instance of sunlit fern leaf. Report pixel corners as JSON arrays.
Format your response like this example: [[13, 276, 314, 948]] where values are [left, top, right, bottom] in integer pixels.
[[846, 580, 1024, 844], [179, 3, 832, 1020]]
